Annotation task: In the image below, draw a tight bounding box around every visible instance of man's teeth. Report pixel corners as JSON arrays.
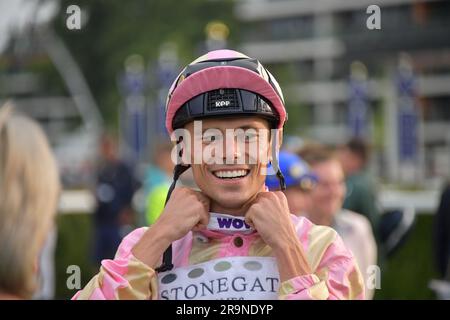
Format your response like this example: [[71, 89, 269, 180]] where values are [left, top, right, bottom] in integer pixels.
[[213, 170, 248, 179]]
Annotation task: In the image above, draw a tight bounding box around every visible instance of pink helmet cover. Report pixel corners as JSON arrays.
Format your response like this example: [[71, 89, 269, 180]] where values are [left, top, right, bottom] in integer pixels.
[[165, 65, 287, 134]]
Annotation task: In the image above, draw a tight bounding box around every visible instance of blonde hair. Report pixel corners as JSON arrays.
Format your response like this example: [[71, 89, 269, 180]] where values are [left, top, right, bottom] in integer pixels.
[[0, 102, 61, 298]]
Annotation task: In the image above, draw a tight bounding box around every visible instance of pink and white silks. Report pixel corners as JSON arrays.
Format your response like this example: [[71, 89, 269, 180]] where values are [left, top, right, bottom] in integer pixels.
[[73, 213, 365, 300]]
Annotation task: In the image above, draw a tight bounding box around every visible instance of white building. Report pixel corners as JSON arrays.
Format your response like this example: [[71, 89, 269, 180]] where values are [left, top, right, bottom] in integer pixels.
[[235, 0, 450, 186]]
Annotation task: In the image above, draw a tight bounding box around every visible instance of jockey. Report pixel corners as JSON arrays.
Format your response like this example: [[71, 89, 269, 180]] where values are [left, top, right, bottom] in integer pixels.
[[73, 49, 364, 300]]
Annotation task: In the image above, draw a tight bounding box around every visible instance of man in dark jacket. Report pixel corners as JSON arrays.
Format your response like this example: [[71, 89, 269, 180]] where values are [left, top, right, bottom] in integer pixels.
[[93, 133, 137, 265], [434, 183, 450, 279]]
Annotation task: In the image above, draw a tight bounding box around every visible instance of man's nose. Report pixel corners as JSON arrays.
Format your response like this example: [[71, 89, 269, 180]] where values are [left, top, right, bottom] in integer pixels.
[[224, 136, 242, 159]]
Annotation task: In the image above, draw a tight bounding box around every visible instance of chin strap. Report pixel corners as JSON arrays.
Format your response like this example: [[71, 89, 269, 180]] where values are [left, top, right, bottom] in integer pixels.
[[270, 128, 286, 191], [155, 163, 191, 273], [276, 169, 286, 191]]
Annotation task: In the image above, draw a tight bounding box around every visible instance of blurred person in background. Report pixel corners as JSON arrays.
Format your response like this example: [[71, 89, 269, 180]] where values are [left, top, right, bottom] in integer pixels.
[[433, 182, 450, 280], [0, 103, 60, 299], [144, 142, 174, 225], [337, 138, 380, 236], [265, 151, 317, 216], [299, 143, 377, 299], [93, 132, 138, 266]]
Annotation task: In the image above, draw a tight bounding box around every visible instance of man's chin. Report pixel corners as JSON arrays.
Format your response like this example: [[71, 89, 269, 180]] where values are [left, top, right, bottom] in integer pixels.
[[210, 197, 250, 213]]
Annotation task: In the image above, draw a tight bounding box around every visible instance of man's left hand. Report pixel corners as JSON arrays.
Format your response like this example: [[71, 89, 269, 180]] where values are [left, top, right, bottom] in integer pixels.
[[244, 191, 298, 251]]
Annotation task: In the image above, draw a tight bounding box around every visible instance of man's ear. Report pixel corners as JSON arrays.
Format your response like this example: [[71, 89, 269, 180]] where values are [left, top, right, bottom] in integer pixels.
[[271, 128, 283, 156], [171, 129, 193, 165], [178, 139, 188, 165], [171, 136, 185, 166], [267, 127, 283, 163]]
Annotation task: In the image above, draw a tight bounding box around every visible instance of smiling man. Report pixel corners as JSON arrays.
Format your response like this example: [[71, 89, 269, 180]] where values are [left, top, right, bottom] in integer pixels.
[[73, 49, 364, 300]]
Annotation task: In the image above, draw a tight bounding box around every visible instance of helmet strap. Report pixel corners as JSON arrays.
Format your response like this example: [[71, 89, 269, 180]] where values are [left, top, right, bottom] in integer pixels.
[[270, 128, 286, 191], [155, 161, 190, 273]]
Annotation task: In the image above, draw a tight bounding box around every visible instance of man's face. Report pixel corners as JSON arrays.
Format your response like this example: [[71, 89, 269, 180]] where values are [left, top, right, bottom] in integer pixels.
[[183, 116, 274, 214], [337, 147, 361, 176], [100, 136, 117, 161], [308, 159, 346, 219]]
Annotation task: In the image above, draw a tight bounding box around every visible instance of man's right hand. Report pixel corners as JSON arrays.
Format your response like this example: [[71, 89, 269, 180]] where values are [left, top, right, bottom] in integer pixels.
[[154, 187, 210, 241], [131, 187, 210, 268]]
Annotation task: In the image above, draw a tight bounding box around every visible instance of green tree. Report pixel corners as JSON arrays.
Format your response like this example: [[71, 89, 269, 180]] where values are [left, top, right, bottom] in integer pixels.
[[53, 0, 238, 126]]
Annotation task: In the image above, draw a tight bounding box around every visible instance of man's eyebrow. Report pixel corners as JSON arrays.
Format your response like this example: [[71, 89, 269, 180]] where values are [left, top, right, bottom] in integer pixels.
[[199, 125, 264, 133], [235, 125, 260, 130], [200, 128, 223, 134]]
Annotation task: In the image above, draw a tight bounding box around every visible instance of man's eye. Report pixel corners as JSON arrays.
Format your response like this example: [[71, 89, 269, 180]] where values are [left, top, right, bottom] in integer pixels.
[[203, 135, 217, 143], [243, 133, 258, 142]]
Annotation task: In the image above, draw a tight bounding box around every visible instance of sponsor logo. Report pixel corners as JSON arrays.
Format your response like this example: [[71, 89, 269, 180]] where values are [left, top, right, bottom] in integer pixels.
[[217, 217, 251, 230], [215, 100, 231, 107]]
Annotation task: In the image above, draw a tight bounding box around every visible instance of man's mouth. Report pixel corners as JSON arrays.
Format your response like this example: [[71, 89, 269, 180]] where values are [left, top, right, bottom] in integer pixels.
[[211, 169, 251, 180]]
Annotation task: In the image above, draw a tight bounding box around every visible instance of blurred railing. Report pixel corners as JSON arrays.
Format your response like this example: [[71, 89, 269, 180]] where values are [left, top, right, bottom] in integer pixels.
[[59, 188, 440, 215]]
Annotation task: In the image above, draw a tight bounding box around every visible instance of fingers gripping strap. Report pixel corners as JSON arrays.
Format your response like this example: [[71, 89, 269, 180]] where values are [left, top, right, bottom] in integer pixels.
[[156, 164, 190, 273]]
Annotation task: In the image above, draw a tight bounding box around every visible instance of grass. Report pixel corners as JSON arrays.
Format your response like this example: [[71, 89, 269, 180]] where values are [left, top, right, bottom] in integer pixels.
[[54, 213, 439, 299], [55, 213, 96, 299], [374, 214, 439, 299]]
